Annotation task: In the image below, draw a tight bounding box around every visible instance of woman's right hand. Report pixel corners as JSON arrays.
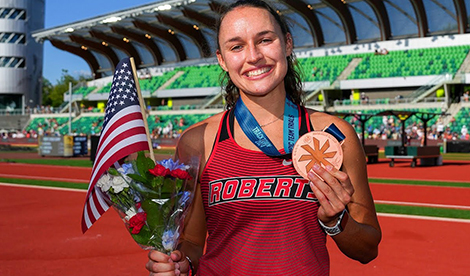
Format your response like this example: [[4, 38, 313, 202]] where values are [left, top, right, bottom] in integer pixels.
[[146, 250, 191, 276]]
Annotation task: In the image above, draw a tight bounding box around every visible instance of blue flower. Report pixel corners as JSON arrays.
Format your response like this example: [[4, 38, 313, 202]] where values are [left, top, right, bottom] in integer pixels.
[[178, 191, 191, 207], [158, 158, 189, 171], [121, 163, 135, 174], [162, 230, 179, 251]]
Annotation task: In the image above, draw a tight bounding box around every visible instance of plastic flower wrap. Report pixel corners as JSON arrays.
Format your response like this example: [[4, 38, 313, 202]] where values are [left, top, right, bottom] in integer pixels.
[[96, 151, 200, 253]]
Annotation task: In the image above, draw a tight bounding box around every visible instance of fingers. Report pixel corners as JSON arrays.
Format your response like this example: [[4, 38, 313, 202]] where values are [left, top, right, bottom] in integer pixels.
[[146, 250, 176, 274], [146, 250, 191, 276], [308, 164, 354, 221], [171, 251, 190, 275]]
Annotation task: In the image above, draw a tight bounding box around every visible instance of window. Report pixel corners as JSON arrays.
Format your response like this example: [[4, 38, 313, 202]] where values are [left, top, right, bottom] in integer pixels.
[[464, 0, 470, 30], [0, 8, 26, 20], [0, 57, 26, 68], [383, 0, 419, 37], [347, 1, 380, 41], [315, 7, 346, 44], [0, 33, 26, 44], [423, 0, 458, 33]]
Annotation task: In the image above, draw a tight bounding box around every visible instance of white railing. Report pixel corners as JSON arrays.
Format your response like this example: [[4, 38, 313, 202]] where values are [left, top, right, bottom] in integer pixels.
[[333, 97, 446, 107]]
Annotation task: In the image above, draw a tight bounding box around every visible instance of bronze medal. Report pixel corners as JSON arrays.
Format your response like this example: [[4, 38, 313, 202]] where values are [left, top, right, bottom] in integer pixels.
[[292, 131, 344, 180]]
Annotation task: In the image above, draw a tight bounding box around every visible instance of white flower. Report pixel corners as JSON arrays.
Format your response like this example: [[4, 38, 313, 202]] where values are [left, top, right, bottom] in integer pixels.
[[125, 207, 137, 221], [96, 173, 112, 192], [111, 176, 129, 193], [117, 167, 134, 183]]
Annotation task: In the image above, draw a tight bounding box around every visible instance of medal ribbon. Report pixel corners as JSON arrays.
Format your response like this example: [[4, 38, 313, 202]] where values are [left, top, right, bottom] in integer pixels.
[[234, 96, 299, 156], [324, 123, 345, 143]]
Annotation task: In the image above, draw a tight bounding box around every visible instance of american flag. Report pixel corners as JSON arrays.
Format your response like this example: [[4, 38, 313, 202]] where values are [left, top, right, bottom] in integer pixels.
[[81, 57, 150, 233]]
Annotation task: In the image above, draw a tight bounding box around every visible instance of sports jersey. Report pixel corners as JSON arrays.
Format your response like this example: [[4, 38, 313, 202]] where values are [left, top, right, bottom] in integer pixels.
[[198, 106, 329, 275]]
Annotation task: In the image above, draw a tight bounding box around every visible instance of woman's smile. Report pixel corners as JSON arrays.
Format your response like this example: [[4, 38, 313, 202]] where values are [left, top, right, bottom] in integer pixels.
[[244, 66, 273, 78]]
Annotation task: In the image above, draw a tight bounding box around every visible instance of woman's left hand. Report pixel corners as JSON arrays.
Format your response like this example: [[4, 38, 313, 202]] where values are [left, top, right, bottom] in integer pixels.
[[308, 163, 355, 226]]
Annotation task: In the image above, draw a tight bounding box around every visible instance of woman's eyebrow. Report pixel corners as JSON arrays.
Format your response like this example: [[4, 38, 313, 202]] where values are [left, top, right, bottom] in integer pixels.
[[223, 30, 277, 45]]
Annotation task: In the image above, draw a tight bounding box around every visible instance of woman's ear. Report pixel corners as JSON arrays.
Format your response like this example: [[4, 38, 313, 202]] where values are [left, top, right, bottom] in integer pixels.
[[285, 33, 293, 57], [216, 49, 228, 72]]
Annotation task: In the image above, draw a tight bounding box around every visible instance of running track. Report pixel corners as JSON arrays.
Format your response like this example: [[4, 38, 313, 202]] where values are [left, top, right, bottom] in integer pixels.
[[1, 160, 469, 275]]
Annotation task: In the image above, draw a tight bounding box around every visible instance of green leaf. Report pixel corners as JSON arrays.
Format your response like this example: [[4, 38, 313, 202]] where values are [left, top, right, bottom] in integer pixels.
[[141, 199, 164, 230], [108, 167, 119, 176], [175, 179, 183, 192], [136, 152, 149, 177], [161, 177, 175, 195], [135, 152, 156, 184], [130, 225, 153, 246], [127, 173, 149, 185]]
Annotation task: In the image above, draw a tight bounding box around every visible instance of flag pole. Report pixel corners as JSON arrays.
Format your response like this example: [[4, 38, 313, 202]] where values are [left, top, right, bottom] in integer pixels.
[[130, 57, 155, 162]]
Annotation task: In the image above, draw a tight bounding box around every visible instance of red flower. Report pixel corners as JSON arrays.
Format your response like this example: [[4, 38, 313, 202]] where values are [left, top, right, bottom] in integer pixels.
[[170, 168, 192, 180], [149, 164, 170, 177], [129, 212, 147, 234]]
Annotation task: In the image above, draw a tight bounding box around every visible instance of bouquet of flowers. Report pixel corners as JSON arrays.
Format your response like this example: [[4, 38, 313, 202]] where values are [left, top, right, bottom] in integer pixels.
[[95, 151, 200, 254]]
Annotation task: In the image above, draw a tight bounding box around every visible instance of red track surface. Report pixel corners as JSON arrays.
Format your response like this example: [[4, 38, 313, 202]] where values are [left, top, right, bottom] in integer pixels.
[[0, 162, 90, 183], [366, 160, 470, 182], [1, 160, 470, 275]]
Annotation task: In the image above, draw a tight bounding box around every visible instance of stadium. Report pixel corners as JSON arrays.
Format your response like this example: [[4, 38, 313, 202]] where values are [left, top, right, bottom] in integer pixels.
[[0, 0, 468, 156], [1, 0, 470, 275]]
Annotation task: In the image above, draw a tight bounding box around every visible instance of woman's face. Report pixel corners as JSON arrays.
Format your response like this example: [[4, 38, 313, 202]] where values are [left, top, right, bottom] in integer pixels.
[[216, 6, 292, 98]]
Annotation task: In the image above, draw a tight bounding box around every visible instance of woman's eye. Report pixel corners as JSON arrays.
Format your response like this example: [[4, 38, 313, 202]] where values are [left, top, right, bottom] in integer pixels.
[[260, 38, 272, 44], [230, 45, 242, 51]]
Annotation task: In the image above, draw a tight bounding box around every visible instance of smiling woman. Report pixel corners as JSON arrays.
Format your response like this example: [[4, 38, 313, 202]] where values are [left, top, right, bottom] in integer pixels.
[[145, 1, 381, 275]]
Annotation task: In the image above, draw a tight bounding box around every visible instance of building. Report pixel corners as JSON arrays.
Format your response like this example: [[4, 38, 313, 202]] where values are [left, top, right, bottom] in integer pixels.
[[0, 0, 44, 112]]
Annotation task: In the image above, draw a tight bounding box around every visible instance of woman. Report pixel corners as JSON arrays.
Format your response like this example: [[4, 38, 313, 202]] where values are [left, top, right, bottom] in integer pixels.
[[146, 0, 381, 275]]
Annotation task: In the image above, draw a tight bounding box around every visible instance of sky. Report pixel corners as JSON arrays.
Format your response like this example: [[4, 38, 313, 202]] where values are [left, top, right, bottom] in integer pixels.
[[43, 0, 159, 84]]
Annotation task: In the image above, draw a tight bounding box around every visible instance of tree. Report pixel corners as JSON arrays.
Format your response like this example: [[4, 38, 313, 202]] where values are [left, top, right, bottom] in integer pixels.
[[41, 77, 53, 106], [42, 69, 89, 107]]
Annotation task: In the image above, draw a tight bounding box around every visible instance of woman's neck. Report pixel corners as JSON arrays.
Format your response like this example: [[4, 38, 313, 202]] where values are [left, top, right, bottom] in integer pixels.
[[239, 90, 286, 120]]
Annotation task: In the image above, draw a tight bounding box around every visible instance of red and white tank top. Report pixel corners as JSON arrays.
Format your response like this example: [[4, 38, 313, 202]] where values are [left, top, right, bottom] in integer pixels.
[[198, 107, 329, 275]]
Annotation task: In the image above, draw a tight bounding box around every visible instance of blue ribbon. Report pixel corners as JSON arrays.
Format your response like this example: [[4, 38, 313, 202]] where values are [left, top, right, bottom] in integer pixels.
[[234, 96, 299, 156], [324, 123, 345, 143]]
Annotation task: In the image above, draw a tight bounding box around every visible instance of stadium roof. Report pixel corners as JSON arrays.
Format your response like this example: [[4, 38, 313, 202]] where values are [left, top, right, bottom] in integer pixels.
[[32, 0, 470, 79]]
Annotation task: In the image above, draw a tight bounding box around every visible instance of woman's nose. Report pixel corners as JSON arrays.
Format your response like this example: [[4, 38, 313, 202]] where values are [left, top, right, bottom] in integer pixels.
[[246, 44, 262, 63]]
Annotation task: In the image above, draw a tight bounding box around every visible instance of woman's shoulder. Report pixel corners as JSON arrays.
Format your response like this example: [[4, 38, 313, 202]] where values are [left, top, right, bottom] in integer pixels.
[[306, 108, 352, 133], [176, 111, 226, 151], [181, 112, 225, 137]]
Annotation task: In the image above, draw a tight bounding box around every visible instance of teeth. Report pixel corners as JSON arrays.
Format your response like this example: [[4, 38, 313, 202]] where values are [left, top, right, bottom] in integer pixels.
[[246, 67, 270, 77]]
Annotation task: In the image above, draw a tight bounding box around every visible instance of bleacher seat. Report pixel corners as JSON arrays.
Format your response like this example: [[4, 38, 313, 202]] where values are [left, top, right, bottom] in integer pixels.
[[166, 65, 222, 89]]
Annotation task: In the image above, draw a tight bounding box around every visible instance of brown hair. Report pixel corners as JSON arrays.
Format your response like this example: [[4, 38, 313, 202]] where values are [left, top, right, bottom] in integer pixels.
[[216, 0, 304, 109]]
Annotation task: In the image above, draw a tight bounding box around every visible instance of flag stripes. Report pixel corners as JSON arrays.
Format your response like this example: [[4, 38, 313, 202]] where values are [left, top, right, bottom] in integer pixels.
[[81, 57, 150, 233]]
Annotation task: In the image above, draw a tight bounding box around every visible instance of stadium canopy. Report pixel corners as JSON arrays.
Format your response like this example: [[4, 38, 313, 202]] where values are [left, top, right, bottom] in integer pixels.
[[32, 0, 470, 79]]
